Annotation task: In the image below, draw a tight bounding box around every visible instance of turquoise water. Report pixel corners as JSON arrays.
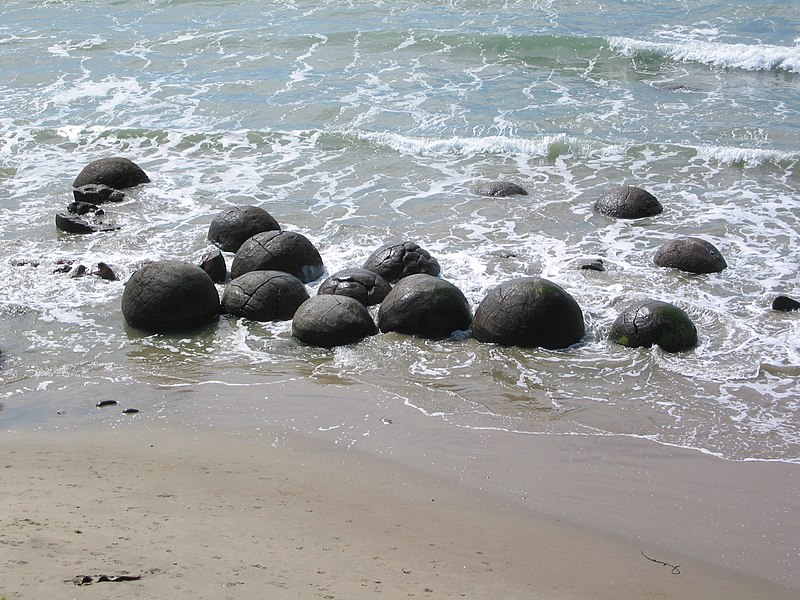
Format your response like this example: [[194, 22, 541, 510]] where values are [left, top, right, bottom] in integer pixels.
[[1, 0, 799, 461]]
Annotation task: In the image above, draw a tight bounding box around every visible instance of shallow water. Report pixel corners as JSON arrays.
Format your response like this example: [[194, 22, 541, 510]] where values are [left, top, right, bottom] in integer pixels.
[[1, 0, 799, 462]]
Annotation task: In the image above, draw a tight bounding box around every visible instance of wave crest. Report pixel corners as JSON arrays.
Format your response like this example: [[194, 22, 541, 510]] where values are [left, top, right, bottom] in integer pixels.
[[607, 36, 800, 73]]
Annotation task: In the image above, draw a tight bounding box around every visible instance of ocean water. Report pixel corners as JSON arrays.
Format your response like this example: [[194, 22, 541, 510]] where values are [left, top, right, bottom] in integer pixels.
[[1, 0, 799, 462]]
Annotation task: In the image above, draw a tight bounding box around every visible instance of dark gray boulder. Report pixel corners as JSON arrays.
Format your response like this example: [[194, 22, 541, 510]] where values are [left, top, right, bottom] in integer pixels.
[[292, 295, 378, 348], [222, 270, 309, 322], [207, 206, 281, 253], [317, 268, 392, 306], [121, 260, 220, 332], [55, 212, 119, 234], [772, 296, 800, 312], [595, 185, 662, 219], [362, 241, 441, 283], [473, 181, 528, 197], [377, 274, 471, 339], [654, 237, 727, 274], [610, 299, 697, 353], [198, 247, 227, 284], [72, 184, 126, 204], [231, 230, 324, 283], [472, 277, 585, 349], [73, 157, 150, 189]]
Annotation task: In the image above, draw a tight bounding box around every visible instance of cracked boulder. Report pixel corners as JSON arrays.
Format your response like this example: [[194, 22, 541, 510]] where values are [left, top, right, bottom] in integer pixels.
[[595, 184, 662, 219], [231, 230, 324, 283], [362, 241, 440, 283], [317, 268, 392, 306], [472, 277, 585, 349], [72, 184, 126, 204], [609, 299, 697, 353], [378, 274, 471, 339], [73, 157, 150, 189], [222, 270, 309, 322], [653, 237, 727, 274], [292, 294, 378, 348], [122, 260, 220, 332], [207, 206, 281, 253]]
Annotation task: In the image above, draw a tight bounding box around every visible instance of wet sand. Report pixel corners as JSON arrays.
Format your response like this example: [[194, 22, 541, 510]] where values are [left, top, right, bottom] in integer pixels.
[[2, 390, 798, 600]]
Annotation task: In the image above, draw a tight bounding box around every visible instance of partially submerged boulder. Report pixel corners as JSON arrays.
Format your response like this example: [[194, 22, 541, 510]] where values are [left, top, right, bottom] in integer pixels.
[[198, 247, 227, 283], [609, 299, 697, 353], [362, 241, 440, 283], [317, 268, 392, 306], [472, 277, 585, 349], [222, 270, 309, 322], [654, 237, 727, 274], [208, 206, 280, 253], [772, 295, 800, 312], [595, 185, 662, 219], [73, 184, 125, 204], [231, 230, 324, 283], [121, 260, 220, 332], [73, 157, 150, 190], [55, 212, 119, 234], [377, 274, 471, 339], [473, 181, 528, 197], [292, 295, 377, 348]]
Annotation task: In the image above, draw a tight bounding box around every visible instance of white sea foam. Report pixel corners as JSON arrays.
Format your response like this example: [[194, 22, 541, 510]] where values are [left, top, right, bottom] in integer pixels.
[[607, 36, 800, 73]]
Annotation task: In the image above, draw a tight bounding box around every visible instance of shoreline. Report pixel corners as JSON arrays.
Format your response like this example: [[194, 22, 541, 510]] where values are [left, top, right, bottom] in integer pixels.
[[2, 383, 798, 599]]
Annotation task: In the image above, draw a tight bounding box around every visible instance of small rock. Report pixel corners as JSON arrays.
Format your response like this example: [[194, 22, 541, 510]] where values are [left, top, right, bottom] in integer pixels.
[[96, 399, 118, 408]]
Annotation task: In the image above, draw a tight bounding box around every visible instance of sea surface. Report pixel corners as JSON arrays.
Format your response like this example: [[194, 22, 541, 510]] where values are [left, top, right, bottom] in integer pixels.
[[1, 0, 799, 462]]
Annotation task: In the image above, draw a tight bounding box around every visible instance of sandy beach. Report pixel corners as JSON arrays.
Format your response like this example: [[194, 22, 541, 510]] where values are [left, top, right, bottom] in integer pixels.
[[2, 388, 798, 600]]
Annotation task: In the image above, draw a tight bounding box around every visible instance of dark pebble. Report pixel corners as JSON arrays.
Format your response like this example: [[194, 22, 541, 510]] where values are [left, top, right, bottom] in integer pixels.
[[122, 408, 140, 414], [95, 399, 118, 408]]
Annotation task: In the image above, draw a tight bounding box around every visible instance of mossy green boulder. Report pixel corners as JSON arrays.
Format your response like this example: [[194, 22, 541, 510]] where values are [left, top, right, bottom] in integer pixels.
[[610, 299, 697, 353]]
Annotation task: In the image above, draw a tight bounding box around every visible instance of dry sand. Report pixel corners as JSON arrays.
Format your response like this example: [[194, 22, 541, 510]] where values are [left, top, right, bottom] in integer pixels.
[[2, 416, 798, 600]]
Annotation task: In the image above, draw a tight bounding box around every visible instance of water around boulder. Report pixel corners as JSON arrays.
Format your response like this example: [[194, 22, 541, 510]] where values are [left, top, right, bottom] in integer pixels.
[[609, 299, 697, 353]]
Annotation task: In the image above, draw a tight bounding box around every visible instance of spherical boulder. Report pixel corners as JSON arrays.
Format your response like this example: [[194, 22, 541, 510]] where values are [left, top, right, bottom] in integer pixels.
[[292, 295, 377, 348], [653, 237, 727, 274], [472, 277, 585, 349], [207, 206, 280, 253], [377, 274, 471, 339], [122, 260, 220, 332], [473, 181, 528, 197], [317, 268, 392, 306], [609, 299, 697, 353], [595, 184, 662, 219], [231, 230, 324, 283], [222, 270, 309, 322], [362, 241, 441, 283], [73, 157, 150, 189]]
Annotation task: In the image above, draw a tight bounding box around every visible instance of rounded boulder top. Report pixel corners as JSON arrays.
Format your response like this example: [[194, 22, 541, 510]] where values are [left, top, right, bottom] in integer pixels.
[[121, 260, 220, 333], [473, 181, 529, 197], [362, 241, 441, 283], [73, 157, 150, 190], [317, 268, 392, 306], [594, 184, 662, 219], [222, 270, 309, 322], [231, 230, 324, 283], [609, 299, 697, 353], [377, 274, 472, 339], [472, 276, 585, 349], [208, 205, 281, 253], [653, 237, 727, 274], [292, 295, 378, 348]]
